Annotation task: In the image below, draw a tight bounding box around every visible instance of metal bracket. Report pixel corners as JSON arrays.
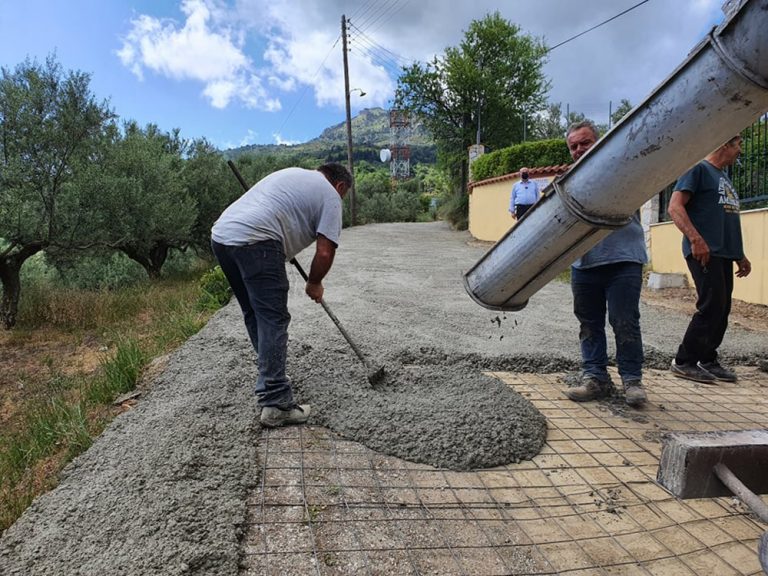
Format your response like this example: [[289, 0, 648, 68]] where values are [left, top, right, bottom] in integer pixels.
[[552, 179, 632, 229], [710, 30, 768, 91]]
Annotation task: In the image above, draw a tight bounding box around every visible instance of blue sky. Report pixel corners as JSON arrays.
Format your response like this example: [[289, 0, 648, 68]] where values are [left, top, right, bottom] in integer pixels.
[[0, 0, 724, 151]]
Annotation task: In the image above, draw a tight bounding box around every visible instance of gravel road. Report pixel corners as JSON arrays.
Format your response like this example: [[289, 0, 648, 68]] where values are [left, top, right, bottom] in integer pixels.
[[1, 221, 765, 575]]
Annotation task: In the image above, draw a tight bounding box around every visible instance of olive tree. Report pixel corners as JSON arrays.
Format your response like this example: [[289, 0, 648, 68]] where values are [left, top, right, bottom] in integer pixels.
[[0, 55, 114, 328]]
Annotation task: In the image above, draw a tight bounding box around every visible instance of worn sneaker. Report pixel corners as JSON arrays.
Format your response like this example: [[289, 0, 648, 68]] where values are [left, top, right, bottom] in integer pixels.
[[260, 404, 311, 428], [623, 380, 647, 408], [698, 361, 737, 382], [564, 376, 613, 402], [670, 360, 716, 384]]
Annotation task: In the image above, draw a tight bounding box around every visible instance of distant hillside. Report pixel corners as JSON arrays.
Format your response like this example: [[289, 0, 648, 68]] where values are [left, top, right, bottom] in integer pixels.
[[223, 107, 436, 165]]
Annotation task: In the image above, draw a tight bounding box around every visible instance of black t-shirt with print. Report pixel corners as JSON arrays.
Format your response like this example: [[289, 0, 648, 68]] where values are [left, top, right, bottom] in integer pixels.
[[674, 160, 744, 260]]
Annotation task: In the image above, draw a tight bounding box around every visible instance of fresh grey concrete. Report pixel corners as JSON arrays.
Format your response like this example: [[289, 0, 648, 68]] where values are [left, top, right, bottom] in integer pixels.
[[647, 271, 688, 289], [1, 222, 766, 576]]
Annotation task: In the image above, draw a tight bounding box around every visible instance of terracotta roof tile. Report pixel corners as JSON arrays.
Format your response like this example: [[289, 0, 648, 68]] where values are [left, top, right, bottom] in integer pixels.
[[468, 164, 572, 192]]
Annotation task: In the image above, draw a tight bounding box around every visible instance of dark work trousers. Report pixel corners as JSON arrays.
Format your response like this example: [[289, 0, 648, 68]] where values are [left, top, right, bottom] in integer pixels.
[[515, 204, 533, 219], [211, 239, 294, 408], [571, 262, 644, 383], [675, 255, 734, 366]]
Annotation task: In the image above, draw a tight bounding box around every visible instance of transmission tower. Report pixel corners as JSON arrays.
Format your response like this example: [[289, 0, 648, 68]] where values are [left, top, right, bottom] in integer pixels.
[[389, 109, 411, 179]]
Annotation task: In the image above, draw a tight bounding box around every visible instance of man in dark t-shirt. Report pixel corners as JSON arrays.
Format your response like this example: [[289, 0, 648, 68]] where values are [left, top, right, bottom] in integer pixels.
[[667, 135, 752, 384]]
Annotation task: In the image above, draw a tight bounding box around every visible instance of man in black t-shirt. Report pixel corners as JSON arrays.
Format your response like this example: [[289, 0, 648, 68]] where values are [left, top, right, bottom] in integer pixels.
[[667, 135, 752, 384]]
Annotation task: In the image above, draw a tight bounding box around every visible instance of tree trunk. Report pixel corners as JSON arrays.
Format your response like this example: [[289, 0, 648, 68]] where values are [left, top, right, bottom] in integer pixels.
[[148, 245, 169, 280], [0, 261, 21, 329], [121, 244, 170, 280], [0, 245, 43, 329]]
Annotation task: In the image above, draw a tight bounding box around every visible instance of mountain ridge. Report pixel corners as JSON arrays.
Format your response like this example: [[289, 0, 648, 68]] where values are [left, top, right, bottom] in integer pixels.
[[223, 107, 435, 163]]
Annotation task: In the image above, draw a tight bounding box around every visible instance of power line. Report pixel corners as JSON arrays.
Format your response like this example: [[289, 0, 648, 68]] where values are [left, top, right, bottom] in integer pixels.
[[274, 36, 341, 138], [353, 0, 400, 32], [346, 0, 379, 28], [367, 0, 405, 35], [547, 0, 652, 53], [349, 31, 406, 75], [348, 22, 413, 68]]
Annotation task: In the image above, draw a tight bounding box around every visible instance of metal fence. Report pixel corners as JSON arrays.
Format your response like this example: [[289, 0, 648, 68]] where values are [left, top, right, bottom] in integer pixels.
[[658, 112, 768, 221]]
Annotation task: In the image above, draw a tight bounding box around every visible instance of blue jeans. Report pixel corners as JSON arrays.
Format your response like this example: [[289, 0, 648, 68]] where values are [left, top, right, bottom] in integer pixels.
[[211, 239, 294, 408], [571, 262, 644, 383]]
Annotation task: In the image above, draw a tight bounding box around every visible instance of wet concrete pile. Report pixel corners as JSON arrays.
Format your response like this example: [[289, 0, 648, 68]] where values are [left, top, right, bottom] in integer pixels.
[[291, 343, 548, 470]]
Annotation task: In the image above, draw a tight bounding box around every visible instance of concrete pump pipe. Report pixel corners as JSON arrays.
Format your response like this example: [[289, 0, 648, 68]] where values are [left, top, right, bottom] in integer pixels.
[[464, 0, 768, 311]]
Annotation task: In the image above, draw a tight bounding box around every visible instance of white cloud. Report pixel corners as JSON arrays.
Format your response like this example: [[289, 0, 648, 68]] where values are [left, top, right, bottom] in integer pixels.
[[235, 0, 395, 110], [272, 132, 301, 145], [118, 0, 278, 110], [117, 0, 727, 134]]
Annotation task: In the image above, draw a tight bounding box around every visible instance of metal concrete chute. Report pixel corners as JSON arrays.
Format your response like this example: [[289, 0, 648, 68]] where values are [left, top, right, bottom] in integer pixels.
[[463, 0, 768, 312]]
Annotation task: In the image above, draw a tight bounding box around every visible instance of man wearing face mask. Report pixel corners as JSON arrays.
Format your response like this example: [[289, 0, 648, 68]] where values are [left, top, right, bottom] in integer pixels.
[[563, 121, 648, 408], [509, 167, 540, 220]]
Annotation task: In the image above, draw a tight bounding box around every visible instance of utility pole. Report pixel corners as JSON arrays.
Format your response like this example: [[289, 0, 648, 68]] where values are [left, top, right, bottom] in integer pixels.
[[341, 14, 356, 225], [608, 100, 613, 130]]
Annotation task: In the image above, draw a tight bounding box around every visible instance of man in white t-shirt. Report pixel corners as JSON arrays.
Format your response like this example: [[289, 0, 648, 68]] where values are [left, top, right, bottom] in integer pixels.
[[211, 163, 352, 427]]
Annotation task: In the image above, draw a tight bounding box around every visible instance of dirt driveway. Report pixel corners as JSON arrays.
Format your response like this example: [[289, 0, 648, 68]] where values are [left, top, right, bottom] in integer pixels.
[[1, 222, 765, 575]]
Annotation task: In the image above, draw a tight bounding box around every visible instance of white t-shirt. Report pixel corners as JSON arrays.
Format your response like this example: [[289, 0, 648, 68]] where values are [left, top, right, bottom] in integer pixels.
[[211, 167, 342, 261]]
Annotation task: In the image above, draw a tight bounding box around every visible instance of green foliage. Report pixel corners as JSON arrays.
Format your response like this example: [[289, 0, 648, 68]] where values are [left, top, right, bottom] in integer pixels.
[[350, 163, 448, 225], [90, 338, 147, 404], [90, 121, 197, 278], [532, 103, 567, 140], [734, 116, 768, 208], [470, 139, 572, 181], [610, 99, 634, 127], [1, 273, 211, 531], [395, 12, 550, 195], [439, 193, 469, 230], [49, 251, 146, 290], [0, 53, 115, 328], [183, 139, 240, 256], [198, 266, 232, 311]]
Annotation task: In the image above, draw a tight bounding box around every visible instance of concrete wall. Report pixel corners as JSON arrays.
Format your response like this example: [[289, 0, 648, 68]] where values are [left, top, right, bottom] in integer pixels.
[[468, 167, 766, 306], [468, 174, 557, 242], [650, 208, 768, 305]]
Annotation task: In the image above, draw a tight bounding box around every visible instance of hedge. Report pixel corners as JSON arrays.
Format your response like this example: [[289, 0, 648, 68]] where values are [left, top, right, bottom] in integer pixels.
[[471, 139, 571, 182]]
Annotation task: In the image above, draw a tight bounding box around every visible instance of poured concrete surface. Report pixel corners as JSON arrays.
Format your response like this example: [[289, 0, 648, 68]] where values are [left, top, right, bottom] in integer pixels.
[[1, 222, 766, 575], [243, 367, 768, 576]]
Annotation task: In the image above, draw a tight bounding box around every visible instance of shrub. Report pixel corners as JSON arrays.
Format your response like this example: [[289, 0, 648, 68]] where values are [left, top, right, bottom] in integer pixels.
[[198, 266, 232, 310], [439, 193, 469, 230], [52, 252, 146, 290], [471, 139, 571, 182]]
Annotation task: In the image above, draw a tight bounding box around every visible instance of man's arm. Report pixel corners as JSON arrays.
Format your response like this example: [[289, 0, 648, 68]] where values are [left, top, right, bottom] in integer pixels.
[[509, 184, 517, 218], [667, 190, 710, 266], [305, 233, 337, 302]]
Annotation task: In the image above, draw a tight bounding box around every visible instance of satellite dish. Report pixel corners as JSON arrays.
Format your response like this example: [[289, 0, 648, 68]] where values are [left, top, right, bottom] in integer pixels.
[[379, 148, 391, 162]]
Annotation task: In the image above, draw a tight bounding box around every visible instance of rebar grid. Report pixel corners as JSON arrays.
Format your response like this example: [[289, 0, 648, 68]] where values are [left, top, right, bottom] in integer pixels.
[[240, 368, 768, 576]]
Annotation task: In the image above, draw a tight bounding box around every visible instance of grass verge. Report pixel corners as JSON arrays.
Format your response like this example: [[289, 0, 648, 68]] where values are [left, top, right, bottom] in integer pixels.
[[0, 275, 219, 533]]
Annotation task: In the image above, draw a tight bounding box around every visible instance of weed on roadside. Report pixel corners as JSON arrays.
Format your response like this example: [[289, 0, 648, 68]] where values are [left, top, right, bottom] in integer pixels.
[[0, 272, 223, 533]]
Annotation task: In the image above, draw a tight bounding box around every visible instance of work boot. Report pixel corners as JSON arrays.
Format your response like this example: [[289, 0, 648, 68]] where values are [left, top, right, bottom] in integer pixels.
[[260, 404, 311, 428], [670, 360, 716, 384], [623, 380, 647, 408], [698, 361, 737, 382], [564, 375, 613, 402]]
